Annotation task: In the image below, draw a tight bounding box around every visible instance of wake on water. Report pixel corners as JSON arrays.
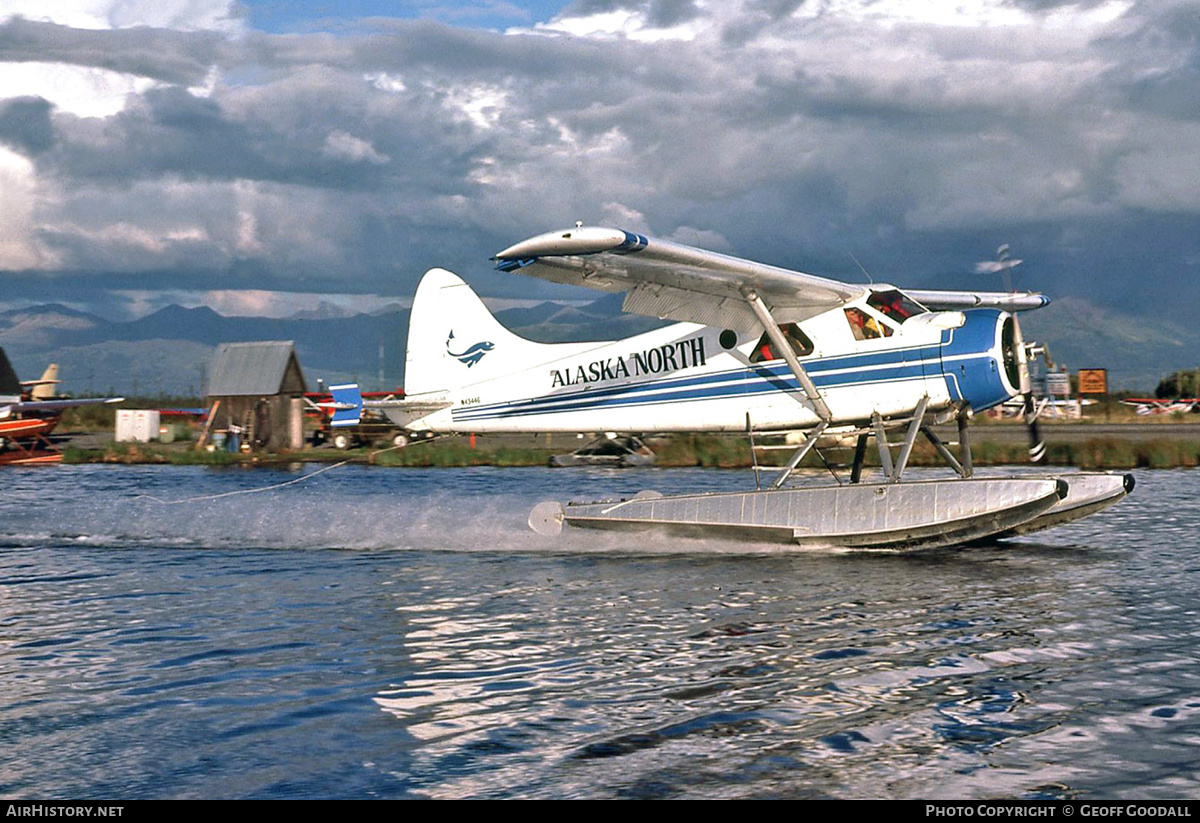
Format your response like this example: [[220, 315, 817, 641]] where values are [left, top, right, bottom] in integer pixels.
[[4, 463, 855, 556], [9, 459, 1150, 556]]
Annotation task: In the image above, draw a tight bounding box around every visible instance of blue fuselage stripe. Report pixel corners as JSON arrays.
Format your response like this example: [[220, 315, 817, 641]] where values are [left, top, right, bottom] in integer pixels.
[[451, 342, 957, 422], [448, 309, 1015, 421]]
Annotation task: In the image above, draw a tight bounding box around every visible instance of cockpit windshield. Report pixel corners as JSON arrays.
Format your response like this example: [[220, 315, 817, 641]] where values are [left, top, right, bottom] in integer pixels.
[[866, 289, 925, 323]]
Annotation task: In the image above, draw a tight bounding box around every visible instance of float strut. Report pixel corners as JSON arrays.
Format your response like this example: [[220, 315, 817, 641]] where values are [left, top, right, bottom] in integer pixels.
[[921, 426, 967, 478], [889, 396, 929, 482], [770, 421, 829, 489], [850, 433, 870, 484], [872, 413, 894, 479], [957, 405, 974, 478]]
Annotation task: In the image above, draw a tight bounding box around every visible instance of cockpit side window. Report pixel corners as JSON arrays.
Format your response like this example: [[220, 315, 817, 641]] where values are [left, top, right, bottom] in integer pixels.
[[867, 289, 925, 323], [749, 323, 815, 363], [844, 307, 892, 340]]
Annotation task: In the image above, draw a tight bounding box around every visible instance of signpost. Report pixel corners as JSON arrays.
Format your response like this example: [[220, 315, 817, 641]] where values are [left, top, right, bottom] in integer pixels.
[[1078, 368, 1109, 421]]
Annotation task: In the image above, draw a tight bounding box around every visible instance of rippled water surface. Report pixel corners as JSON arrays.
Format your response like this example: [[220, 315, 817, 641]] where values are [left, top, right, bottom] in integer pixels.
[[1, 464, 1198, 799]]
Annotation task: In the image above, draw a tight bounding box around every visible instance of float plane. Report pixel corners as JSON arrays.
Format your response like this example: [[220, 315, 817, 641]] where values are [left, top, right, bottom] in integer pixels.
[[0, 348, 123, 464], [350, 225, 1132, 549]]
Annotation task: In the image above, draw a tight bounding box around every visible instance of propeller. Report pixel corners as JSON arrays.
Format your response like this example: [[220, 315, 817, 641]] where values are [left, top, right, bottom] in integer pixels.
[[1011, 312, 1046, 462], [993, 244, 1046, 462]]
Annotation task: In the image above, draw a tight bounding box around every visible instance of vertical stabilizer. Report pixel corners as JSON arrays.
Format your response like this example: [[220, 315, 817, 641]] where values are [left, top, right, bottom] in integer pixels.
[[30, 364, 59, 400], [0, 348, 20, 400], [404, 268, 587, 397], [328, 383, 363, 428]]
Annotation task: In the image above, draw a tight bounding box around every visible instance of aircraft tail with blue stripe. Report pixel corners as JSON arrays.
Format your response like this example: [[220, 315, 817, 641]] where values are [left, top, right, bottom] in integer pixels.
[[327, 383, 363, 427]]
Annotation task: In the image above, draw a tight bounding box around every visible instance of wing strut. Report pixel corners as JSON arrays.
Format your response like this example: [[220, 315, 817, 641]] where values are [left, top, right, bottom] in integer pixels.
[[742, 289, 832, 423]]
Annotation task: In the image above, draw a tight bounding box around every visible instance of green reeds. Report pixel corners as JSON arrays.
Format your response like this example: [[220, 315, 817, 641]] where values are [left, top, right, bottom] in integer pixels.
[[58, 431, 1200, 469]]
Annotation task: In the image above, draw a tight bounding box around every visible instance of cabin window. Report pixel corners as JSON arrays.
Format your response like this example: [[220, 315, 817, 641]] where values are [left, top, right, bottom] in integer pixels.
[[844, 307, 892, 340], [749, 323, 814, 363], [866, 289, 924, 323]]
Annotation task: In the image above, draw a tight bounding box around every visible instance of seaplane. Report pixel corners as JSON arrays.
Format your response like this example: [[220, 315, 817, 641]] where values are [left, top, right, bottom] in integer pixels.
[[0, 347, 124, 465], [344, 224, 1133, 549]]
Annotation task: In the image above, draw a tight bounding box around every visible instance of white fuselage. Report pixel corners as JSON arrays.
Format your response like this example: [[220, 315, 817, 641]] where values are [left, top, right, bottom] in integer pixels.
[[404, 306, 993, 435]]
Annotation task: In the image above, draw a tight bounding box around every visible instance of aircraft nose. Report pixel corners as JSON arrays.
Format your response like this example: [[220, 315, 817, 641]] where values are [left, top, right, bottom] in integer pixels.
[[941, 310, 1017, 413]]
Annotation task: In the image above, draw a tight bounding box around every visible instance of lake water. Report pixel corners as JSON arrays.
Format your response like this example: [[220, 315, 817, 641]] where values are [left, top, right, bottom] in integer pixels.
[[1, 463, 1197, 799]]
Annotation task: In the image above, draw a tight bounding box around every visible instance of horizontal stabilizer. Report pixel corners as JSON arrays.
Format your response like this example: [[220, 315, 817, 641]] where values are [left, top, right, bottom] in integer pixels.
[[8, 396, 124, 413]]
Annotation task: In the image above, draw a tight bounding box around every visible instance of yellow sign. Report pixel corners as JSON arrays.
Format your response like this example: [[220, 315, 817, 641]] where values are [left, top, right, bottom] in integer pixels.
[[1078, 368, 1108, 395]]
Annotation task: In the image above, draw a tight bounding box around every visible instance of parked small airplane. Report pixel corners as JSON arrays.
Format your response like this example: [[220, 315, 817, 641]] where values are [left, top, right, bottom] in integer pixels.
[[23, 363, 60, 401], [305, 386, 412, 449], [996, 395, 1096, 421], [0, 348, 124, 464], [341, 225, 1131, 548], [1120, 398, 1198, 416]]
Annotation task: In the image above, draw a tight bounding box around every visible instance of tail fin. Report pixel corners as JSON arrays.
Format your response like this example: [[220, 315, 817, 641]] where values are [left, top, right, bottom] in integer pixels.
[[404, 268, 591, 397], [327, 383, 363, 427], [30, 364, 59, 400], [0, 348, 20, 398]]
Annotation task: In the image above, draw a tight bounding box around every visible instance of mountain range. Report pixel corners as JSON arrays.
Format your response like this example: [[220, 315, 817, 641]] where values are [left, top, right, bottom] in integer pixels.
[[0, 296, 667, 398], [0, 294, 1191, 398]]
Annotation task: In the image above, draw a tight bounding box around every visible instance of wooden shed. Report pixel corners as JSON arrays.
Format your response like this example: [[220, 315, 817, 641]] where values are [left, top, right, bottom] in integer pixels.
[[204, 341, 307, 451]]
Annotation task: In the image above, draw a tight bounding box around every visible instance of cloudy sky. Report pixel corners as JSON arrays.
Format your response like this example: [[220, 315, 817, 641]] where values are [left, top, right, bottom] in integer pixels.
[[1, 0, 1198, 324]]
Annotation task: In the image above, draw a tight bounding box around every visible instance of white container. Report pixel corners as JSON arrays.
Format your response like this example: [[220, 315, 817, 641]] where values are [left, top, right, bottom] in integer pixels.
[[115, 409, 161, 443]]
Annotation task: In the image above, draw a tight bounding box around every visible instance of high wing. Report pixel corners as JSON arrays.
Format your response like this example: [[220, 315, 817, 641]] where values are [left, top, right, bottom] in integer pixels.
[[494, 226, 863, 331], [0, 348, 123, 414], [906, 289, 1049, 312], [3, 396, 124, 414], [494, 226, 1049, 328]]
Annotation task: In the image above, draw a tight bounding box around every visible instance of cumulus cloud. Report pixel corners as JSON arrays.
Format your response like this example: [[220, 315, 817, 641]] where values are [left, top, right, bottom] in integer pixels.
[[0, 96, 55, 155], [0, 0, 1197, 322], [0, 16, 225, 85]]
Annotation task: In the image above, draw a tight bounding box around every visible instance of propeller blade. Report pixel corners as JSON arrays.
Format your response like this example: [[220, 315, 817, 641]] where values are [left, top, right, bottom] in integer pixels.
[[1025, 394, 1046, 462], [1006, 306, 1045, 462]]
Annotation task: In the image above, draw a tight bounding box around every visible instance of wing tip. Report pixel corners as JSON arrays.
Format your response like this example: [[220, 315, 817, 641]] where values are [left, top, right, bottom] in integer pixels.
[[495, 226, 634, 261]]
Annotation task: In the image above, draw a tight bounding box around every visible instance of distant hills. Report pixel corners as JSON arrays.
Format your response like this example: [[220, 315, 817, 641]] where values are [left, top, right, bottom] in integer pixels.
[[1018, 297, 1195, 392], [0, 294, 1190, 397], [0, 296, 667, 397], [0, 302, 408, 397]]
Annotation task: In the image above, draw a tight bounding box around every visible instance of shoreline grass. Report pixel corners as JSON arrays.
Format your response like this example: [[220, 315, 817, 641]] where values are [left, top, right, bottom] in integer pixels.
[[59, 431, 1200, 470]]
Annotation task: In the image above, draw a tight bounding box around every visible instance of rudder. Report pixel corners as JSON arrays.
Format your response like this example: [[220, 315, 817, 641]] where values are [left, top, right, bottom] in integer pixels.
[[327, 383, 363, 428]]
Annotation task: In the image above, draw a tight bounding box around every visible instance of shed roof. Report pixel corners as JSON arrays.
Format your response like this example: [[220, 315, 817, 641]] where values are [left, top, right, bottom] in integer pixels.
[[207, 341, 307, 397]]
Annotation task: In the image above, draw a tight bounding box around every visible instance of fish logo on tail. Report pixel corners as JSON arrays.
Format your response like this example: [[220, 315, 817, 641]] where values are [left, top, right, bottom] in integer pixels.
[[446, 331, 494, 367]]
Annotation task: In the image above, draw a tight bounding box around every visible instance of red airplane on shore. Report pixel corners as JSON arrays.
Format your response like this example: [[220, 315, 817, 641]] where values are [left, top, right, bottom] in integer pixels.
[[0, 348, 123, 464]]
